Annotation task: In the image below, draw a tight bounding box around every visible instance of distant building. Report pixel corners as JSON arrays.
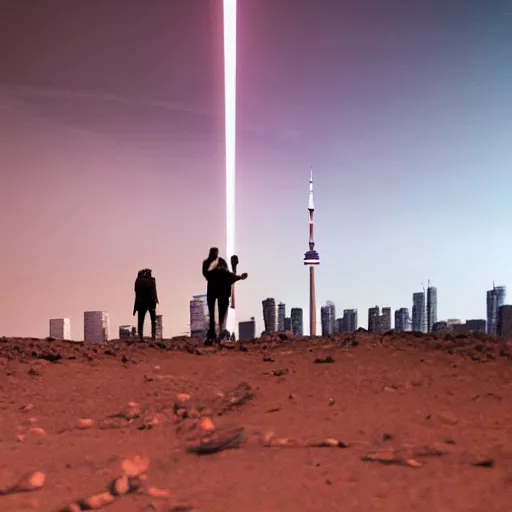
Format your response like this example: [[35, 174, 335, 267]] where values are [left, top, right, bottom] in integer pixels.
[[465, 319, 486, 333], [368, 306, 380, 333], [498, 305, 512, 339], [155, 315, 163, 340], [320, 301, 336, 336], [119, 325, 134, 339], [432, 321, 448, 332], [283, 317, 292, 331], [447, 319, 461, 326], [453, 323, 470, 335], [290, 307, 303, 337], [335, 318, 343, 333], [49, 318, 71, 340], [394, 308, 411, 331], [277, 302, 286, 331], [239, 317, 256, 341], [380, 307, 392, 332], [190, 294, 209, 339], [262, 298, 277, 333], [342, 309, 358, 332], [426, 286, 437, 333], [412, 292, 426, 332], [487, 285, 506, 335], [84, 311, 109, 342]]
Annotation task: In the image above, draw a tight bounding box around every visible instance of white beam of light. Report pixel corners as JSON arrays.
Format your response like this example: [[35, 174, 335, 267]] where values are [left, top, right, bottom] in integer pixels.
[[223, 0, 237, 333]]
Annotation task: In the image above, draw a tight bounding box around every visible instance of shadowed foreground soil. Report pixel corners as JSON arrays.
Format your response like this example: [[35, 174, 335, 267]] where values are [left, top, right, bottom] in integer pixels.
[[0, 332, 511, 511]]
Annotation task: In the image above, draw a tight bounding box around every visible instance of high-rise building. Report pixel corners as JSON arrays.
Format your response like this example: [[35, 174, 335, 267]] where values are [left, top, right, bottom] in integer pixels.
[[239, 317, 256, 341], [190, 294, 209, 339], [320, 301, 336, 336], [426, 285, 438, 333], [290, 307, 304, 337], [155, 315, 163, 340], [381, 307, 392, 332], [283, 317, 292, 331], [368, 306, 380, 333], [394, 308, 411, 331], [498, 305, 512, 339], [262, 298, 277, 333], [303, 169, 320, 335], [84, 311, 109, 343], [335, 318, 343, 333], [342, 309, 358, 332], [412, 292, 426, 332], [49, 318, 71, 340], [465, 319, 486, 333], [487, 285, 506, 335], [277, 302, 286, 331], [119, 325, 134, 339]]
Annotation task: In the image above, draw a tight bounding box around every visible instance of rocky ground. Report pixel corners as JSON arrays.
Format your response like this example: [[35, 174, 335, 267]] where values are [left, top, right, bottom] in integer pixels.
[[0, 331, 511, 512]]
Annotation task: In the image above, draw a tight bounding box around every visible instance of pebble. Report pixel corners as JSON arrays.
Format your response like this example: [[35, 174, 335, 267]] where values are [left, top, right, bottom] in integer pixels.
[[77, 418, 94, 430]]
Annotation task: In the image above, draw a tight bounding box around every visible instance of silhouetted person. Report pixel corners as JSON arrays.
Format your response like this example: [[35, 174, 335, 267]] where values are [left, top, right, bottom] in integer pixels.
[[133, 268, 159, 342], [202, 250, 247, 345]]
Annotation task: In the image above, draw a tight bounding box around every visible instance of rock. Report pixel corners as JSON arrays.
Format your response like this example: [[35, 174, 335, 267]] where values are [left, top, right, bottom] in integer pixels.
[[314, 356, 335, 364], [0, 471, 46, 495], [20, 404, 34, 413], [146, 487, 170, 499], [120, 456, 150, 478], [437, 411, 458, 426], [77, 418, 94, 430], [28, 427, 46, 437], [176, 393, 191, 404], [198, 417, 216, 433], [81, 492, 115, 509]]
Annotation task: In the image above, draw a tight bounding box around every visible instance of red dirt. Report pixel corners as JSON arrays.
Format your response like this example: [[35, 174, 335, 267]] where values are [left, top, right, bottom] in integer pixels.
[[0, 332, 511, 512]]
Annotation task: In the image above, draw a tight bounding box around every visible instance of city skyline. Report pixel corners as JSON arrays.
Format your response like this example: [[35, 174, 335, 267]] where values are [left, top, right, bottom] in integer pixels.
[[1, 0, 511, 338]]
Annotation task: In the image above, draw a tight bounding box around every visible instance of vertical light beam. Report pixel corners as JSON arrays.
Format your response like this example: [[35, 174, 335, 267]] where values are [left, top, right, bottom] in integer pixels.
[[223, 0, 237, 333]]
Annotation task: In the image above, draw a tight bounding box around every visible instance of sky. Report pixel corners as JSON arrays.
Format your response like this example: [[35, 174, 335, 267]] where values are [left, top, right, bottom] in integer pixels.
[[0, 0, 511, 339]]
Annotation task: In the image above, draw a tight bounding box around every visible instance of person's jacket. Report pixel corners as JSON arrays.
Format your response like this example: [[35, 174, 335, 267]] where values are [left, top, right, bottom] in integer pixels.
[[133, 276, 158, 314], [206, 267, 241, 298]]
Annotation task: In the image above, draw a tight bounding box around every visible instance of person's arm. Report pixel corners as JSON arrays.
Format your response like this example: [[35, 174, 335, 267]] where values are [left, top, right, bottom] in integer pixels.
[[202, 259, 210, 280], [152, 278, 159, 305], [230, 272, 248, 284]]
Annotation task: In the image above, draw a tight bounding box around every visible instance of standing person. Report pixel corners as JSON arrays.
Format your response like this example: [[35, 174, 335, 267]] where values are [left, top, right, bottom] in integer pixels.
[[202, 251, 248, 345], [133, 269, 159, 342]]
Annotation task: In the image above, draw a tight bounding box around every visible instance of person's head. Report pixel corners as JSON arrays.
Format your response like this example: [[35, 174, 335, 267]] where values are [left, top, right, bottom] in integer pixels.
[[217, 258, 228, 271], [209, 247, 219, 259], [137, 269, 145, 278], [145, 269, 152, 278]]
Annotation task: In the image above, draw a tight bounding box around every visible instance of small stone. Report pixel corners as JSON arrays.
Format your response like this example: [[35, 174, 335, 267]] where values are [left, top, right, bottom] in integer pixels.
[[20, 404, 34, 413], [198, 417, 216, 433], [28, 427, 46, 437], [77, 418, 94, 430], [328, 398, 335, 406], [437, 411, 458, 426], [146, 487, 170, 498], [121, 456, 150, 478], [176, 393, 191, 404], [82, 492, 115, 509]]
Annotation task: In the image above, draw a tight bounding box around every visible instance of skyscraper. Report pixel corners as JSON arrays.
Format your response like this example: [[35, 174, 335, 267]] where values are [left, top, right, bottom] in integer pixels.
[[368, 306, 380, 333], [283, 317, 292, 331], [303, 169, 320, 335], [342, 309, 358, 332], [262, 298, 277, 333], [426, 285, 438, 333], [320, 301, 336, 336], [498, 305, 512, 338], [380, 307, 392, 332], [190, 294, 209, 339], [290, 307, 304, 337], [277, 302, 286, 331], [239, 317, 256, 341], [394, 308, 412, 331], [49, 318, 71, 340], [412, 292, 426, 332], [84, 311, 109, 342], [487, 285, 506, 335]]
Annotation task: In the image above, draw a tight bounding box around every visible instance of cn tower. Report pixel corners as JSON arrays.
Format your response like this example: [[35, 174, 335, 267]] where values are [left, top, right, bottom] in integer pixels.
[[303, 169, 320, 336]]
